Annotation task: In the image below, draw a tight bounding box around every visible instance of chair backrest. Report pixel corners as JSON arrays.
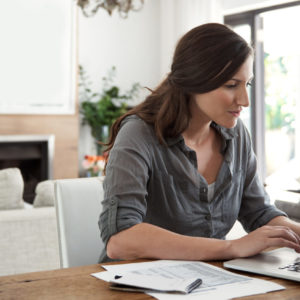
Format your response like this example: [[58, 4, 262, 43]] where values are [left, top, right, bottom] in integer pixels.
[[54, 177, 104, 268]]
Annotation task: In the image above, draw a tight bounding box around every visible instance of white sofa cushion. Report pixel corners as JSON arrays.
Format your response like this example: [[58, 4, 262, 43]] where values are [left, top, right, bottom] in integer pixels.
[[33, 180, 55, 207], [0, 206, 60, 276], [0, 168, 24, 210]]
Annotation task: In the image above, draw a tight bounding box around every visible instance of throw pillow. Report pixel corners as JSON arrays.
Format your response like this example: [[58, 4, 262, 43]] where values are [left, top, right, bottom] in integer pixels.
[[33, 180, 55, 207], [0, 168, 24, 210]]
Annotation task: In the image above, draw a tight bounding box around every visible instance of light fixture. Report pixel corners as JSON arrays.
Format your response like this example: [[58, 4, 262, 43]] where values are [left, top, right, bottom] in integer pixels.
[[76, 0, 144, 18]]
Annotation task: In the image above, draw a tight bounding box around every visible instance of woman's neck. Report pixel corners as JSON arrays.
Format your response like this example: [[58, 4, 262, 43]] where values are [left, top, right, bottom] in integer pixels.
[[182, 119, 212, 147]]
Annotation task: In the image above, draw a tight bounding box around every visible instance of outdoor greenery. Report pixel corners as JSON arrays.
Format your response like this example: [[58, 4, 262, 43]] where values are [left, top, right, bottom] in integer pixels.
[[264, 52, 297, 174], [79, 65, 141, 154], [264, 53, 295, 133]]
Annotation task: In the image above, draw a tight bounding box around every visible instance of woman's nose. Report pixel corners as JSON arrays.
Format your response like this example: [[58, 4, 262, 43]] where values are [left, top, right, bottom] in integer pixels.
[[237, 87, 250, 107]]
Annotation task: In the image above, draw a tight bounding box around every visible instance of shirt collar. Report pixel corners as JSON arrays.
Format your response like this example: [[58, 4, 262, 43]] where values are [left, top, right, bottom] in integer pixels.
[[165, 122, 238, 148], [211, 122, 237, 140], [166, 135, 184, 146]]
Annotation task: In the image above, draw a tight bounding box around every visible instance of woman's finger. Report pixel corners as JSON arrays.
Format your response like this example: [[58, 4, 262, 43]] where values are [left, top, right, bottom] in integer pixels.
[[267, 237, 300, 253], [265, 226, 300, 244]]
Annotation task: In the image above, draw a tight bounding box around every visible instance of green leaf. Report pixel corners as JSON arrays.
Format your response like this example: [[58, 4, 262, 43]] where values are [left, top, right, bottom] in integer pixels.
[[79, 66, 141, 136]]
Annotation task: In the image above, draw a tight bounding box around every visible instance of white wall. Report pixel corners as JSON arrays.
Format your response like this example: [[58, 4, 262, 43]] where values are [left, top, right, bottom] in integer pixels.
[[78, 0, 161, 171], [159, 0, 223, 79], [78, 0, 161, 98]]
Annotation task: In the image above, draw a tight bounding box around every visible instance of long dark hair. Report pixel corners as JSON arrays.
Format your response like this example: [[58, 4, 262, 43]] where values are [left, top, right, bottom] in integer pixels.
[[105, 23, 252, 157]]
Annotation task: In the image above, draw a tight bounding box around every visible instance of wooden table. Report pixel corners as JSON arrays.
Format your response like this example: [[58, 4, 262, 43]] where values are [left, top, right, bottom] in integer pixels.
[[0, 260, 299, 300]]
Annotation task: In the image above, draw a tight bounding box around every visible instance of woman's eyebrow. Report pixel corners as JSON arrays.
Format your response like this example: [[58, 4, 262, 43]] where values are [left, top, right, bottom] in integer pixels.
[[230, 76, 254, 83]]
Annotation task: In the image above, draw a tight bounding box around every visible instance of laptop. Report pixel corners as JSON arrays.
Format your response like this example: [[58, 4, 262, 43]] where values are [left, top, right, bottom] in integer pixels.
[[224, 247, 300, 282]]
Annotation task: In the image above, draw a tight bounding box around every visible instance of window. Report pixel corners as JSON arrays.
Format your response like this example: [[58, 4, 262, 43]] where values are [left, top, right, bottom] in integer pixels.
[[225, 1, 300, 192]]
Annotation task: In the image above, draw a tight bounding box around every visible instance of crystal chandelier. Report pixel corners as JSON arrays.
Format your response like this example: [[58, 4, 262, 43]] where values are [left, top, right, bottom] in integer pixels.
[[76, 0, 144, 18]]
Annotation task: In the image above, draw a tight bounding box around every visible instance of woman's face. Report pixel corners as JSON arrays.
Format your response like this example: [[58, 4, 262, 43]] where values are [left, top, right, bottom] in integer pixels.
[[191, 55, 254, 129]]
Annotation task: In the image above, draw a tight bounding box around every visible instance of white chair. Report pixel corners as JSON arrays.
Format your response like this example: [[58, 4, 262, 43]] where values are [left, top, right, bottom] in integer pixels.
[[54, 177, 104, 268]]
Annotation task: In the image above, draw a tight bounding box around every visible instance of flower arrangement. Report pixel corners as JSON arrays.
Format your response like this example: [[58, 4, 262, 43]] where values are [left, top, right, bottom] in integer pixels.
[[82, 155, 106, 177]]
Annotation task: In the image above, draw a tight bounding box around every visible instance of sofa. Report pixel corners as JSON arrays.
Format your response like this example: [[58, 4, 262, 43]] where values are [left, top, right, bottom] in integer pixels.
[[0, 168, 60, 276]]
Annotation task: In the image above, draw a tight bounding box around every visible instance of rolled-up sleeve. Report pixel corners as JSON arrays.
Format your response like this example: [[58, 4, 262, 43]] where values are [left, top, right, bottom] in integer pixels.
[[99, 117, 152, 246], [238, 130, 286, 232]]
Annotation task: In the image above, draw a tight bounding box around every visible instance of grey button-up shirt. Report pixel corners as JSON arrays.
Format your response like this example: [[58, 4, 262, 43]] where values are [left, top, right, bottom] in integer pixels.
[[99, 115, 285, 261]]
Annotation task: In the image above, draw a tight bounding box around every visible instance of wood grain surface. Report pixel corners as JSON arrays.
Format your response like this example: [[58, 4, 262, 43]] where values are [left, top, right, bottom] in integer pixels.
[[0, 260, 299, 300]]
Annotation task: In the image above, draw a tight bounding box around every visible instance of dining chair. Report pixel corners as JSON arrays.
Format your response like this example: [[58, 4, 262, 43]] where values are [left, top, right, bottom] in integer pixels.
[[54, 177, 104, 268]]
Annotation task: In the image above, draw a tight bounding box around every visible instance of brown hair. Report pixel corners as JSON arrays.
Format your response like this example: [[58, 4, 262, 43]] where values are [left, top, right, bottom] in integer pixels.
[[104, 23, 252, 160]]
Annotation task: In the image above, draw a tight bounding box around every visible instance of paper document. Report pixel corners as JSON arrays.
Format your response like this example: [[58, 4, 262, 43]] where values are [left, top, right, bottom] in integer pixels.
[[110, 273, 202, 294], [92, 260, 284, 300]]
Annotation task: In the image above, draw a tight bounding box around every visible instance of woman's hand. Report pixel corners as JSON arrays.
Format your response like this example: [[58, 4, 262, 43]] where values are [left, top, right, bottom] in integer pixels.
[[230, 225, 300, 258]]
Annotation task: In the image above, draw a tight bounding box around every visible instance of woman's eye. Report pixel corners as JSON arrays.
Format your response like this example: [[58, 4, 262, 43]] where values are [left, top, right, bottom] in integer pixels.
[[225, 84, 237, 89]]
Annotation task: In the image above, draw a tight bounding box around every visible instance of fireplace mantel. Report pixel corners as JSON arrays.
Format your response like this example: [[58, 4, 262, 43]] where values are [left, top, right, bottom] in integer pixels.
[[0, 135, 54, 179]]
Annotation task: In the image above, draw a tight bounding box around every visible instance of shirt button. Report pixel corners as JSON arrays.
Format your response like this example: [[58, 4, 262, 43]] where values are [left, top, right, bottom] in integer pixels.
[[205, 215, 211, 221], [200, 187, 207, 193], [110, 199, 115, 205]]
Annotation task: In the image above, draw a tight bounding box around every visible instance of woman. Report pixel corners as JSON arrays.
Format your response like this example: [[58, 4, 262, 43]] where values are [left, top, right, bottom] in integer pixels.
[[98, 23, 300, 262]]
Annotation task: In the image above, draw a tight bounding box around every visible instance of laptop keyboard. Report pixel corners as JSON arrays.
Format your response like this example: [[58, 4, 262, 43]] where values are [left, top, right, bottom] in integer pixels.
[[279, 262, 300, 272]]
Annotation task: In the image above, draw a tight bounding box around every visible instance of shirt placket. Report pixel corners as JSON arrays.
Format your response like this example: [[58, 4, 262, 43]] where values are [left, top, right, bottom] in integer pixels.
[[183, 144, 214, 235]]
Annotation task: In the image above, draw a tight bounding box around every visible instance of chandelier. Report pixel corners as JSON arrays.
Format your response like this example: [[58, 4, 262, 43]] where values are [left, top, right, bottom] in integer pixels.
[[76, 0, 144, 18]]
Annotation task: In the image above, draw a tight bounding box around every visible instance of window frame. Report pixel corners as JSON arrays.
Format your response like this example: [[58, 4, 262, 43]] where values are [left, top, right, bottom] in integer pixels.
[[224, 0, 300, 181]]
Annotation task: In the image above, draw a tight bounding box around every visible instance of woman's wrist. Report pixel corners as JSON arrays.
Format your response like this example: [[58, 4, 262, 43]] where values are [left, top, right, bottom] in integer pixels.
[[225, 239, 241, 259]]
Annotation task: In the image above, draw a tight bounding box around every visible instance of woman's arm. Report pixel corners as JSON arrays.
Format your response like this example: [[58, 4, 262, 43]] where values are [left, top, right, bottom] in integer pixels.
[[107, 222, 300, 261]]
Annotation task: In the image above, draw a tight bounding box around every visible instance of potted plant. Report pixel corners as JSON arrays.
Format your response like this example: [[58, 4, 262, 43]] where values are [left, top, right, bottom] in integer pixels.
[[79, 65, 140, 155]]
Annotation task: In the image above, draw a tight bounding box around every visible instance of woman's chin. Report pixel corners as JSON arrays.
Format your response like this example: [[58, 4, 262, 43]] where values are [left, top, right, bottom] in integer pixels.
[[218, 119, 238, 129]]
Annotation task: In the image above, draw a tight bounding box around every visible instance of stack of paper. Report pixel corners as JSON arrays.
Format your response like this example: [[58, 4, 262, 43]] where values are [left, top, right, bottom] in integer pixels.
[[92, 260, 284, 300], [109, 273, 202, 294]]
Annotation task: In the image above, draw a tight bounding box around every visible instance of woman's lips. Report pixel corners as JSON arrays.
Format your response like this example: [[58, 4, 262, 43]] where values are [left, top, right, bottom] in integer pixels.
[[228, 110, 241, 117]]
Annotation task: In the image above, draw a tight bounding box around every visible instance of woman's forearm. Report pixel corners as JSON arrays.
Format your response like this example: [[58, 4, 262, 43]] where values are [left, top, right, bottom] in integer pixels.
[[107, 221, 300, 261], [106, 222, 234, 261]]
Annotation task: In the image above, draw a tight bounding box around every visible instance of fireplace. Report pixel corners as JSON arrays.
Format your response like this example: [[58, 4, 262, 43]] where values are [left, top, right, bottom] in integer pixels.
[[0, 135, 54, 204]]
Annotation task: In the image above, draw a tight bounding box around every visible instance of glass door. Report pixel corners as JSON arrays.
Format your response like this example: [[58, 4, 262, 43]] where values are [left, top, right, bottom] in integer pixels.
[[261, 5, 300, 188], [225, 3, 300, 189]]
